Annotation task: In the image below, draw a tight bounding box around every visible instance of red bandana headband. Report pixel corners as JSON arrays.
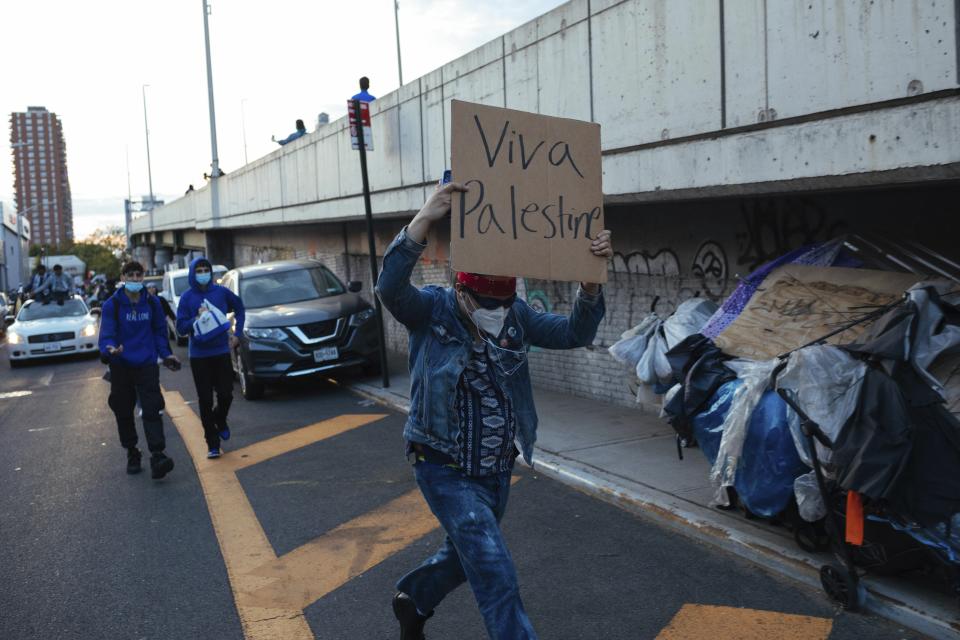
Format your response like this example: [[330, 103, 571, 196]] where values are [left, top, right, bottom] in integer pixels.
[[456, 272, 517, 297]]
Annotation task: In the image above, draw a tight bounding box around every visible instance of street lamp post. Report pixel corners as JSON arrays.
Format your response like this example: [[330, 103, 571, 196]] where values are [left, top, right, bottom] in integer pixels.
[[393, 0, 404, 86], [202, 0, 222, 235], [241, 98, 249, 165], [200, 0, 225, 266], [142, 85, 156, 208]]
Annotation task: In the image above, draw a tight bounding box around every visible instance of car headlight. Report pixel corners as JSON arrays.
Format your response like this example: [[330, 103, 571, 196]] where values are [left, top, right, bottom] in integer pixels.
[[6, 331, 22, 345], [349, 308, 376, 327], [81, 323, 98, 337], [244, 327, 286, 341]]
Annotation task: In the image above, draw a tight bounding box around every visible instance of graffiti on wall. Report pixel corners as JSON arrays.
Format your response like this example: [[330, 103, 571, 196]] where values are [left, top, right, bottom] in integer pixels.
[[611, 249, 681, 277], [518, 242, 733, 346], [736, 199, 847, 271], [691, 241, 728, 298]]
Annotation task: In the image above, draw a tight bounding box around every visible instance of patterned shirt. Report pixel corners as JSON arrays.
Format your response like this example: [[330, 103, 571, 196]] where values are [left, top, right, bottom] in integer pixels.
[[455, 340, 518, 476]]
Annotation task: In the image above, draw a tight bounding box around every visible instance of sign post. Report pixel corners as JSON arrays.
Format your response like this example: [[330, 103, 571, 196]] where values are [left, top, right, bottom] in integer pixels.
[[349, 94, 389, 388]]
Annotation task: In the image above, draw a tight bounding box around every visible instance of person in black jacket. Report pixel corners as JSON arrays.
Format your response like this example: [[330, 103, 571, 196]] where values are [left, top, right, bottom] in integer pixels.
[[146, 282, 176, 323]]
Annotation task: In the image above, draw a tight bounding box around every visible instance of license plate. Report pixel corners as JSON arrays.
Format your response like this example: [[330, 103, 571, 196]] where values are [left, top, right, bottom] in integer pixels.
[[43, 343, 60, 353], [313, 346, 338, 363]]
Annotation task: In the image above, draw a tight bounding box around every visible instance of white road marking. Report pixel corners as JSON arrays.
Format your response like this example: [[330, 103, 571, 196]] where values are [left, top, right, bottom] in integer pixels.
[[27, 427, 52, 433], [0, 390, 33, 400], [38, 372, 54, 387]]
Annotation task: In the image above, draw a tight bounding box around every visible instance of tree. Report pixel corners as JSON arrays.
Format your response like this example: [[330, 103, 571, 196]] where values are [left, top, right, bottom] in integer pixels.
[[69, 243, 122, 279], [84, 226, 126, 253]]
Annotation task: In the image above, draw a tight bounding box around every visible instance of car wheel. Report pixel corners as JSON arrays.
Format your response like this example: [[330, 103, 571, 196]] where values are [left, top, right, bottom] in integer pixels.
[[9, 359, 22, 369], [237, 352, 264, 400]]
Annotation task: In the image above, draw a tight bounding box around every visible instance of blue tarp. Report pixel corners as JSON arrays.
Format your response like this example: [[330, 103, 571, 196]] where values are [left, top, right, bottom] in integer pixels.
[[693, 381, 809, 518]]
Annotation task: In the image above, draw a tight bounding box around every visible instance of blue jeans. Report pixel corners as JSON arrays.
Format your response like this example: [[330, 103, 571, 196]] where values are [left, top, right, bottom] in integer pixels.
[[396, 461, 538, 640]]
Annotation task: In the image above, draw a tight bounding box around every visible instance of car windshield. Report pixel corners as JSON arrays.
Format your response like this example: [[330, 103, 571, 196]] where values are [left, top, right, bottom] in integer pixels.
[[173, 276, 190, 296], [18, 299, 88, 321], [173, 269, 226, 296], [240, 267, 345, 309]]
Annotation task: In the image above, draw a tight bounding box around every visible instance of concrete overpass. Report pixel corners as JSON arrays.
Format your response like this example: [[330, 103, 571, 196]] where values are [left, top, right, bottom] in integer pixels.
[[130, 0, 960, 409], [131, 0, 960, 266]]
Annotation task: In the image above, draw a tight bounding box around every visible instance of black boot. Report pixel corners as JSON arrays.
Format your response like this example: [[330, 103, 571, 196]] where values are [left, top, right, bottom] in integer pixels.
[[126, 447, 142, 475], [393, 592, 432, 640], [150, 452, 175, 479]]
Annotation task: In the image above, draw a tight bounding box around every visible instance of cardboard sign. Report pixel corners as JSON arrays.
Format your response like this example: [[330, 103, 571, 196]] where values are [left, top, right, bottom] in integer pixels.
[[450, 100, 606, 283], [715, 264, 920, 360]]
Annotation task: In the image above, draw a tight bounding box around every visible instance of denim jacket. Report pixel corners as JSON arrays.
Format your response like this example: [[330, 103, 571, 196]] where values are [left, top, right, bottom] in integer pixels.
[[375, 228, 606, 465]]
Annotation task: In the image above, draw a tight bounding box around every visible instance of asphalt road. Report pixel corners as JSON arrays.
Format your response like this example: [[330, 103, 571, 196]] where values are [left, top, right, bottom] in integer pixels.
[[0, 346, 927, 640]]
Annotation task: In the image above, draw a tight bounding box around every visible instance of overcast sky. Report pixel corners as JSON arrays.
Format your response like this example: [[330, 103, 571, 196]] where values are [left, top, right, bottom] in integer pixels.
[[0, 0, 563, 238]]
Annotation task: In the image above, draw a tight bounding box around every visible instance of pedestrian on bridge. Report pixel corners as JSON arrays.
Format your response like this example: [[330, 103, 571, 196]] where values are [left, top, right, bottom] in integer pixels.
[[175, 257, 245, 459], [376, 182, 613, 640], [99, 261, 181, 479]]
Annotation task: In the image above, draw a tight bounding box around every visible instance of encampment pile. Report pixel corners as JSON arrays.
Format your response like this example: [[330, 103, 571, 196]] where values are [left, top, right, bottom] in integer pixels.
[[609, 237, 960, 605]]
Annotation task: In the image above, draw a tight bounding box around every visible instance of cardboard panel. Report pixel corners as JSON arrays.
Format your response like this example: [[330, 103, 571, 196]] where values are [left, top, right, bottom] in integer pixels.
[[715, 265, 920, 360], [450, 100, 606, 283]]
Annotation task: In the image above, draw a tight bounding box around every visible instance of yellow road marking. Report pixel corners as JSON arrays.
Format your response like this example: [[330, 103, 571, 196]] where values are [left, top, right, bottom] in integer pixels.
[[223, 413, 388, 471], [164, 389, 445, 640], [240, 488, 441, 610], [655, 604, 833, 640]]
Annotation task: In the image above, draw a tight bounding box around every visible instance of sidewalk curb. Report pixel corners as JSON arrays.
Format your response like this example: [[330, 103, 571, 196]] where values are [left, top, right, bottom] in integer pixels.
[[347, 381, 958, 640]]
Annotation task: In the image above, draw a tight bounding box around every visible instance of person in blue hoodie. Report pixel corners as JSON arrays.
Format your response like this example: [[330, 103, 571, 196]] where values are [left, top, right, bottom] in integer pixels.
[[175, 257, 245, 459], [99, 261, 182, 478]]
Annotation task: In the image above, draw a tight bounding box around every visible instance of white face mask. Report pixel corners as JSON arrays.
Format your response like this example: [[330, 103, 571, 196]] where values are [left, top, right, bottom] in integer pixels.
[[472, 306, 508, 338], [459, 290, 508, 337]]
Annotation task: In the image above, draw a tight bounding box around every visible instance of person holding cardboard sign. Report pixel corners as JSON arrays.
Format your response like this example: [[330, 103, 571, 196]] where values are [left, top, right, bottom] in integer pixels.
[[376, 182, 612, 640]]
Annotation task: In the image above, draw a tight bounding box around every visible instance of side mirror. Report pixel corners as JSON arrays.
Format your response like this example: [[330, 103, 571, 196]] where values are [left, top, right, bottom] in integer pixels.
[[4, 315, 14, 326], [348, 281, 362, 293], [89, 308, 102, 317]]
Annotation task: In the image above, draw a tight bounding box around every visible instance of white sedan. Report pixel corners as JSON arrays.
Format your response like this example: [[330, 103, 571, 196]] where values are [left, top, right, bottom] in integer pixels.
[[4, 296, 100, 367]]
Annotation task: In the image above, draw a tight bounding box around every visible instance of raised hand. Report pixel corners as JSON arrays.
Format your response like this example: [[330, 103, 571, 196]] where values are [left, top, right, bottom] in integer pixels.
[[407, 182, 469, 243], [590, 230, 613, 258]]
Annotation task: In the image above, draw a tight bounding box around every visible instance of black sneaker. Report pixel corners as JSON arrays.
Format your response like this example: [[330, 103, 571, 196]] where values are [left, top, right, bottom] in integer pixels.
[[150, 453, 175, 479], [393, 592, 432, 640], [126, 448, 142, 475]]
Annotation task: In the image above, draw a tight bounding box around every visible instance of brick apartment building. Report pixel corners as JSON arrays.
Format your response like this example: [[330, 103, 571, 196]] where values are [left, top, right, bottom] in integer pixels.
[[9, 106, 74, 247]]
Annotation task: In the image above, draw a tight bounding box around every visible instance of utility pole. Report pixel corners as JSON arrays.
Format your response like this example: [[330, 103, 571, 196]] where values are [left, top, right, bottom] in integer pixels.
[[141, 85, 155, 207], [393, 1, 404, 86], [202, 0, 223, 264], [241, 98, 249, 165]]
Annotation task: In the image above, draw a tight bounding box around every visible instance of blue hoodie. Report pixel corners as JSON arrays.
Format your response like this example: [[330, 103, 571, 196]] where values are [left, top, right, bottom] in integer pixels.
[[175, 257, 245, 359], [98, 288, 172, 367]]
